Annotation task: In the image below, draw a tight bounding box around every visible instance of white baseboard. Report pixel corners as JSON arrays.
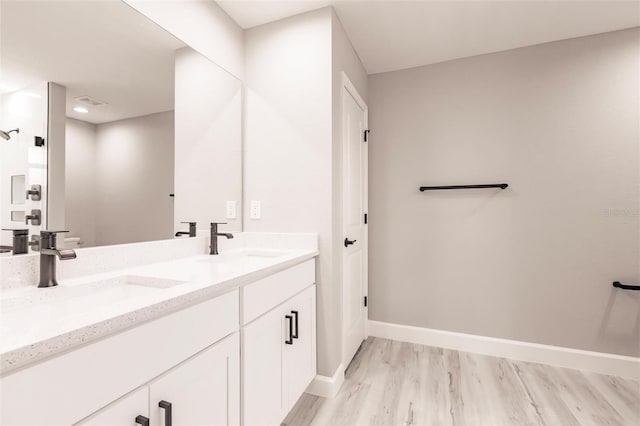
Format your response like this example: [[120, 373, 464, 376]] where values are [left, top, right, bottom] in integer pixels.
[[305, 363, 345, 398], [368, 320, 640, 380]]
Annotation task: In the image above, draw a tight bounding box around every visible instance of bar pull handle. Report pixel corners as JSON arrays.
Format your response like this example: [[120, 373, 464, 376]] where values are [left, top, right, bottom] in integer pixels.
[[285, 315, 293, 345], [135, 415, 149, 426], [291, 310, 299, 339], [420, 183, 508, 191], [159, 400, 172, 426], [613, 281, 640, 291]]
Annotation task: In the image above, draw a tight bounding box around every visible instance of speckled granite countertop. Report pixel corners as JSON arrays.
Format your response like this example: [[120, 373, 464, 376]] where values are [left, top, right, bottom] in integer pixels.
[[0, 249, 317, 375]]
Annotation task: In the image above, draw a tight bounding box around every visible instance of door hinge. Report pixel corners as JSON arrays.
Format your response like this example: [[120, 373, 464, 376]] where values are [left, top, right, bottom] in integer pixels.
[[364, 296, 368, 307], [364, 213, 368, 224], [364, 129, 370, 142]]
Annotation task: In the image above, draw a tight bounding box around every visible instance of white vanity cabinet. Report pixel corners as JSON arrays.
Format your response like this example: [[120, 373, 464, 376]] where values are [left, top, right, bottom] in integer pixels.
[[0, 257, 317, 426], [1, 291, 240, 426], [148, 333, 240, 426], [78, 333, 240, 426], [242, 260, 317, 426], [79, 387, 149, 426]]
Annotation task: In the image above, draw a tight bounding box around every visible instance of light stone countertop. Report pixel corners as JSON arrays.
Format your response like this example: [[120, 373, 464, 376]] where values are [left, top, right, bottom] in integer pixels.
[[0, 248, 318, 375]]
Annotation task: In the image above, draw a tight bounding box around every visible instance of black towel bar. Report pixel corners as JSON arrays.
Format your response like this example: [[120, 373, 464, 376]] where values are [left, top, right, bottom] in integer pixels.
[[419, 183, 508, 191], [612, 281, 640, 291]]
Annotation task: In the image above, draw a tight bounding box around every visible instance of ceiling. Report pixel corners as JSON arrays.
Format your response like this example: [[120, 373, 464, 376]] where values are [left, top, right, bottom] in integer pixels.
[[1, 1, 185, 124], [217, 0, 640, 74]]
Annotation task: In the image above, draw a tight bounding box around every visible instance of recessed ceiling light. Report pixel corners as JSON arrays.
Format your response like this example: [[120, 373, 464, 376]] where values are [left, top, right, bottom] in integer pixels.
[[73, 106, 89, 113]]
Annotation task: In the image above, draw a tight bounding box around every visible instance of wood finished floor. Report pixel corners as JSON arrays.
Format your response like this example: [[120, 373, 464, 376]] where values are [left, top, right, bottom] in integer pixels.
[[282, 337, 640, 426]]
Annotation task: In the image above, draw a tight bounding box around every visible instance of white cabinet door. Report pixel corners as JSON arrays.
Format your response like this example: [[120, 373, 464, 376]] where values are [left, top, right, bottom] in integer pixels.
[[77, 387, 148, 426], [284, 286, 317, 410], [149, 333, 240, 426], [242, 304, 288, 426]]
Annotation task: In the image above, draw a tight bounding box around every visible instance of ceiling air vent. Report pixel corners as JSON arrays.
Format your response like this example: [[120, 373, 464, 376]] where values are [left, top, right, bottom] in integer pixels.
[[74, 95, 108, 107]]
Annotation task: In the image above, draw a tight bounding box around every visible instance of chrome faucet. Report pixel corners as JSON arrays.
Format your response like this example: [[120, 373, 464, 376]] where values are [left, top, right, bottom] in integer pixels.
[[210, 222, 233, 255], [175, 221, 197, 237], [39, 230, 76, 288]]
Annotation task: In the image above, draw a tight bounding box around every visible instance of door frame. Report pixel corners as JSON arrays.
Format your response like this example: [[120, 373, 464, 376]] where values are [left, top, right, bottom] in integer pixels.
[[340, 71, 369, 368]]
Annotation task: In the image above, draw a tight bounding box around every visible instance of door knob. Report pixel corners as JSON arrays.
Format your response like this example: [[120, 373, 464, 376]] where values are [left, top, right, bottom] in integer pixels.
[[344, 238, 357, 247]]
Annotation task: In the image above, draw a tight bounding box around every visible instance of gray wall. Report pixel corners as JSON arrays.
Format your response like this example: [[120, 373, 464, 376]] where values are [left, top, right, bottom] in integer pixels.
[[66, 112, 174, 247], [95, 111, 174, 246], [368, 28, 639, 357], [65, 118, 97, 247], [47, 83, 66, 231]]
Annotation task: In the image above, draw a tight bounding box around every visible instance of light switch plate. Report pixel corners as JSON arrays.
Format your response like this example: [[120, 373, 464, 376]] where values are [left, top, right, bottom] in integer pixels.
[[226, 201, 237, 219], [250, 200, 261, 219]]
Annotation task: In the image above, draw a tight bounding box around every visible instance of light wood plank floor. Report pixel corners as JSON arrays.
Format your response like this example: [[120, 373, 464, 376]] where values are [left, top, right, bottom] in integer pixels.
[[283, 337, 640, 426]]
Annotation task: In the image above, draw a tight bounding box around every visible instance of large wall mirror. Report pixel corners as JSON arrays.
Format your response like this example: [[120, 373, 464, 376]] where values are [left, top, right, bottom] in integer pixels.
[[0, 1, 242, 252]]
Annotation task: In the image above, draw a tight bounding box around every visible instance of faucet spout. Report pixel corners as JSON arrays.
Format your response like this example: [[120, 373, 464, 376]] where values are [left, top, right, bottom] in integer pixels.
[[209, 222, 233, 255], [41, 248, 77, 260]]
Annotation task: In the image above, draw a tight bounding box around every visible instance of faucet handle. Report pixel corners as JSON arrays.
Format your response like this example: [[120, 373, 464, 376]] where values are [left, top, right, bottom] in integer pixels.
[[210, 222, 227, 225], [29, 235, 41, 251], [181, 221, 196, 225], [25, 209, 41, 226]]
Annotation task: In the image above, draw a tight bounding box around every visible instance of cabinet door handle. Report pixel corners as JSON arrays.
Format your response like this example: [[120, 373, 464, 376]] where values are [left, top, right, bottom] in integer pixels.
[[291, 310, 299, 339], [159, 400, 172, 426], [135, 415, 150, 426], [285, 315, 293, 345]]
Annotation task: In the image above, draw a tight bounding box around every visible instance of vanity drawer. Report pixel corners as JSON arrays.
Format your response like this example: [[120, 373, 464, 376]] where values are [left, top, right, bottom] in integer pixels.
[[0, 290, 239, 426], [242, 259, 315, 324]]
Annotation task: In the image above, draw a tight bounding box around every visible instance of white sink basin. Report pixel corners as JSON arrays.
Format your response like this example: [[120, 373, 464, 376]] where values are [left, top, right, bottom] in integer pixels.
[[1, 276, 185, 339]]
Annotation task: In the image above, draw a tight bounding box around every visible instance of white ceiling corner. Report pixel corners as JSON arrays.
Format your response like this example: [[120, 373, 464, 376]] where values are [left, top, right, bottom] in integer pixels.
[[217, 0, 640, 74]]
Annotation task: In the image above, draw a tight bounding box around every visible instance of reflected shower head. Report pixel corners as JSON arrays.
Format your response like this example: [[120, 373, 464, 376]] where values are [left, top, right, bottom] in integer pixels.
[[0, 128, 19, 140]]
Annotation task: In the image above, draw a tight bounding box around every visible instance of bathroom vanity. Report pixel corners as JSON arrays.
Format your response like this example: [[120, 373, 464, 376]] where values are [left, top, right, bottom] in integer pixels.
[[0, 234, 318, 426]]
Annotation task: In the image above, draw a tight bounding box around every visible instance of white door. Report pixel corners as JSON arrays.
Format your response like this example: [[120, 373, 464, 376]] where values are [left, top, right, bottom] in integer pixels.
[[77, 387, 148, 426], [284, 286, 317, 408], [149, 333, 240, 426], [342, 75, 368, 367]]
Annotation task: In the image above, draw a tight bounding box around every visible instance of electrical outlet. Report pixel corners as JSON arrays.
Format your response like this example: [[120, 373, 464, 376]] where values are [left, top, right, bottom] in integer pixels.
[[250, 200, 261, 219], [226, 201, 237, 219]]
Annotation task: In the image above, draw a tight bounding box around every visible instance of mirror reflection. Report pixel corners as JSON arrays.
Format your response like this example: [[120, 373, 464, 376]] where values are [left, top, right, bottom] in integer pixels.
[[10, 175, 25, 205], [0, 1, 242, 252]]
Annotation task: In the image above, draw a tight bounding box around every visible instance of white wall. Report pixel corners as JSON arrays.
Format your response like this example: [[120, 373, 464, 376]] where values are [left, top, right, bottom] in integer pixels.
[[65, 118, 97, 247], [244, 8, 336, 375], [92, 111, 174, 246], [174, 47, 242, 233], [0, 82, 48, 248], [368, 28, 640, 357], [244, 7, 369, 377], [123, 0, 243, 80]]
